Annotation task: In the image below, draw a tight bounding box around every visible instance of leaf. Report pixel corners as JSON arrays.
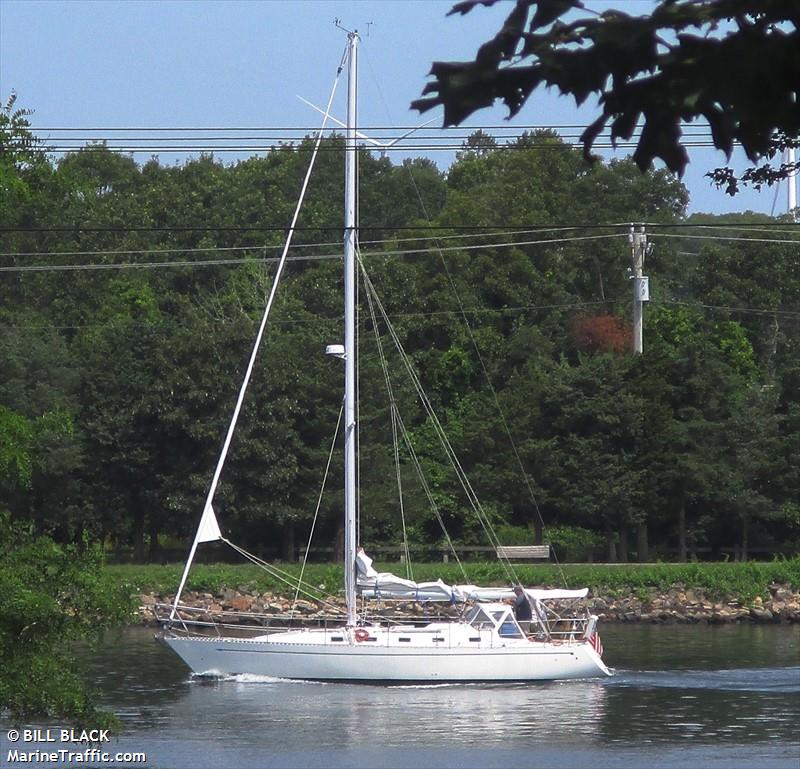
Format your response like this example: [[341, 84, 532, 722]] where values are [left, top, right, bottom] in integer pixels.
[[530, 0, 583, 30]]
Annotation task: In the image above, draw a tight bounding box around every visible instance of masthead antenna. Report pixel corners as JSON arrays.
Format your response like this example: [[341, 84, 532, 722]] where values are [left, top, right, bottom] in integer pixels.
[[334, 18, 357, 36]]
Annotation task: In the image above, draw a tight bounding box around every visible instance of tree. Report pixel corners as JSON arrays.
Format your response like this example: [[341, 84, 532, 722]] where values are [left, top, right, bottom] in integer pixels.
[[634, 306, 762, 561], [0, 322, 84, 538], [531, 355, 648, 561], [571, 313, 631, 355], [413, 1, 800, 192], [0, 515, 132, 726]]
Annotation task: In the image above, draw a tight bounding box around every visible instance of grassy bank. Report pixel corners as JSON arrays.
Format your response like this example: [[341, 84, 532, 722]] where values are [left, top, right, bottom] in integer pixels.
[[108, 558, 800, 605]]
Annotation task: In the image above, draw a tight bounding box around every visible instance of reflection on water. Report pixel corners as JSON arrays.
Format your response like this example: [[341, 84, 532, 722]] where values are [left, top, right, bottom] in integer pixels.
[[2, 624, 798, 768]]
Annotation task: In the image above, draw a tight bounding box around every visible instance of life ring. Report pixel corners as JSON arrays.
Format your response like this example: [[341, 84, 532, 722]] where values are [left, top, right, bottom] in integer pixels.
[[354, 628, 370, 642]]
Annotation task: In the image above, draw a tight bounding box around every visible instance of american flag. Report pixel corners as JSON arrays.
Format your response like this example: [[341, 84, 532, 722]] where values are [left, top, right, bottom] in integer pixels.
[[588, 631, 604, 657]]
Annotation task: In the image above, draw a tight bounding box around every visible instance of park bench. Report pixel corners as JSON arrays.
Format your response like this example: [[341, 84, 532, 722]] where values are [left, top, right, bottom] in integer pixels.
[[495, 545, 550, 561]]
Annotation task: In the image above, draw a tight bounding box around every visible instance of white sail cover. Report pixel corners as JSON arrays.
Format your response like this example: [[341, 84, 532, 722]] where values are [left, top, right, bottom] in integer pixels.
[[196, 503, 222, 543], [355, 549, 588, 603]]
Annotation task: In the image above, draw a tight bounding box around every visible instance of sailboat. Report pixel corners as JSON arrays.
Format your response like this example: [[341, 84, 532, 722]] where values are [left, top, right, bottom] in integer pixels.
[[161, 31, 610, 682]]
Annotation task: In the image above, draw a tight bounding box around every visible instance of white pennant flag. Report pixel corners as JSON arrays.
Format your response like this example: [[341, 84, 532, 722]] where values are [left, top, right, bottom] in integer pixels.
[[196, 502, 222, 543]]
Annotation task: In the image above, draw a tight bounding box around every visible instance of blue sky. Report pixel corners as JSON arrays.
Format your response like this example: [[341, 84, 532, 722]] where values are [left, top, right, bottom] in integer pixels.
[[1, 0, 792, 217]]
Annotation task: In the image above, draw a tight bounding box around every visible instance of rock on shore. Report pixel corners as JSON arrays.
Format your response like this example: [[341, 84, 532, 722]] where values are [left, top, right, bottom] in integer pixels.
[[137, 582, 800, 626]]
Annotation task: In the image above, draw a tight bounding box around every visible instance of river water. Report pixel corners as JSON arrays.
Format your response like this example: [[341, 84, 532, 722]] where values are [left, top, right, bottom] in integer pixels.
[[2, 624, 798, 768]]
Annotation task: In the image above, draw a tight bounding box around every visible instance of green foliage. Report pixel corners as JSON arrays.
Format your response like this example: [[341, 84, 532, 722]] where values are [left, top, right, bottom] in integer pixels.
[[0, 516, 135, 727], [0, 94, 797, 568], [0, 405, 33, 488], [544, 526, 605, 563], [414, 1, 800, 190], [106, 558, 800, 605]]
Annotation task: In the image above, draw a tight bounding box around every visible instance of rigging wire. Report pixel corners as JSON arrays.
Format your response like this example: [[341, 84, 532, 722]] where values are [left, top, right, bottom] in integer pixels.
[[359, 254, 520, 588], [366, 278, 471, 584], [362, 263, 415, 582], [398, 140, 568, 588], [291, 402, 344, 626], [169, 41, 348, 619], [222, 538, 345, 615]]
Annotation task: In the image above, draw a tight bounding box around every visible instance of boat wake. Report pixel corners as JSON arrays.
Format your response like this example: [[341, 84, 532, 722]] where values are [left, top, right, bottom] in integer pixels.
[[605, 667, 800, 693], [221, 673, 324, 686]]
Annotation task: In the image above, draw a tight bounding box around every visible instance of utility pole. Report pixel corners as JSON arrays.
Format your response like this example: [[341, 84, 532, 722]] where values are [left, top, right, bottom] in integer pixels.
[[629, 224, 649, 355], [789, 145, 797, 220]]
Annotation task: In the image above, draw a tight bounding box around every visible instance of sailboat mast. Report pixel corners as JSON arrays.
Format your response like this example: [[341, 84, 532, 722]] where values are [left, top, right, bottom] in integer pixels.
[[343, 31, 359, 626]]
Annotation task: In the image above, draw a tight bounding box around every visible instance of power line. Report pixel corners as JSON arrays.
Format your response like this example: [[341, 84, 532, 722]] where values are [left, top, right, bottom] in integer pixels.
[[0, 226, 601, 259], [29, 141, 726, 155], [0, 253, 333, 273], [645, 222, 800, 236], [0, 223, 629, 234], [13, 126, 730, 157], [27, 129, 720, 140], [28, 124, 717, 132], [0, 233, 628, 273], [651, 232, 800, 246], [0, 299, 615, 332], [5, 221, 800, 236], [659, 299, 800, 319]]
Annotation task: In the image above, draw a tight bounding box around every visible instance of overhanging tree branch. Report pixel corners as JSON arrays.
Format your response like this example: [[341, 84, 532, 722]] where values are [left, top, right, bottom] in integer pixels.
[[413, 0, 800, 193]]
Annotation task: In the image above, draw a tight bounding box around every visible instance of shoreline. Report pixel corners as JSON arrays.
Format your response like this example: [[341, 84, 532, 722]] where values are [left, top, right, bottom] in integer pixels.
[[136, 582, 800, 626]]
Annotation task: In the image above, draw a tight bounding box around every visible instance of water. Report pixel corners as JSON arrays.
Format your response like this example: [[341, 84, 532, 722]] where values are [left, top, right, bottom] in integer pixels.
[[2, 624, 798, 768]]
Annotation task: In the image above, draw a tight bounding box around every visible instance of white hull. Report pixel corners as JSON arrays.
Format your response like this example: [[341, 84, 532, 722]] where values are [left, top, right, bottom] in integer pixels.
[[163, 626, 610, 682]]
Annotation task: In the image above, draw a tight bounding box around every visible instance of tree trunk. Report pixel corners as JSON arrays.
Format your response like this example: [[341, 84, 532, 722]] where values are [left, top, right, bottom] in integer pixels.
[[148, 518, 160, 563], [678, 501, 687, 563], [75, 518, 86, 550], [282, 522, 295, 562], [532, 516, 543, 546], [741, 514, 749, 563], [636, 521, 649, 562], [605, 522, 617, 562], [766, 312, 779, 382], [618, 520, 629, 563], [334, 525, 344, 563], [133, 505, 145, 564]]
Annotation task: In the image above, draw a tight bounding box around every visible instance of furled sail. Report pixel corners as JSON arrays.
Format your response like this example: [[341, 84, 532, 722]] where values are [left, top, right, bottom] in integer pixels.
[[355, 549, 588, 603]]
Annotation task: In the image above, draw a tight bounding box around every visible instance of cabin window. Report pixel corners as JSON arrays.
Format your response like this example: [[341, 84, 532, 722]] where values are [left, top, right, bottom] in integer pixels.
[[465, 606, 494, 629], [499, 621, 523, 639], [330, 636, 344, 642]]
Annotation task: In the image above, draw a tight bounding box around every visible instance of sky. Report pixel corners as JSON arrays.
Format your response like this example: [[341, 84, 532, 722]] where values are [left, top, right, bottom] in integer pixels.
[[0, 0, 794, 217]]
